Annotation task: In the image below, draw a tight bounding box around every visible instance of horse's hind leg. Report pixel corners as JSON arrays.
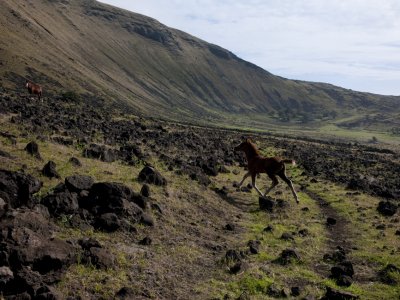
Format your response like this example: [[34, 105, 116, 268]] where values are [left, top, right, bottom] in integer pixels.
[[278, 171, 299, 203], [251, 174, 264, 197], [263, 174, 279, 197]]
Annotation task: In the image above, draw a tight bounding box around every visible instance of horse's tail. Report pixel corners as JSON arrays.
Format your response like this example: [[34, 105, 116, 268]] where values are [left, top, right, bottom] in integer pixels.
[[283, 159, 296, 166]]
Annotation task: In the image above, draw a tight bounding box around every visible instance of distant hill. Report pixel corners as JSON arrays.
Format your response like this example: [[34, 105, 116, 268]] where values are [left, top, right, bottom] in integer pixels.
[[1, 0, 399, 128]]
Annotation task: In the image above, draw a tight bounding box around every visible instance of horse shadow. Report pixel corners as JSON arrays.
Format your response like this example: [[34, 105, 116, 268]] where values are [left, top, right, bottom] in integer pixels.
[[213, 187, 259, 213]]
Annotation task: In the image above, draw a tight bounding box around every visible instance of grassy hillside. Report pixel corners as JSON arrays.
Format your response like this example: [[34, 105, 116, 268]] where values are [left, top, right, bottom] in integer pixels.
[[1, 0, 400, 130], [0, 91, 399, 299]]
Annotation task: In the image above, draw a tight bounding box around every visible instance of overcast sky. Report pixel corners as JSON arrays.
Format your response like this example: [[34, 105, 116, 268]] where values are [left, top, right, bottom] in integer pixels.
[[99, 0, 400, 96]]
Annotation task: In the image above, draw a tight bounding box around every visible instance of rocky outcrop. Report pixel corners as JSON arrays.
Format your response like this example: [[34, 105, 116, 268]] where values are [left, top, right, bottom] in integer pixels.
[[0, 169, 42, 209]]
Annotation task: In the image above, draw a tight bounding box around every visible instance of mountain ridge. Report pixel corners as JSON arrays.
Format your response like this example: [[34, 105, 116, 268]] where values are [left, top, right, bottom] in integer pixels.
[[1, 0, 399, 127]]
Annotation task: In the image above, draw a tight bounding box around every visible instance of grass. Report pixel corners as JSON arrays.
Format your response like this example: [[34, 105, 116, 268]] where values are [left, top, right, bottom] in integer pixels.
[[1, 111, 399, 299], [306, 180, 400, 299]]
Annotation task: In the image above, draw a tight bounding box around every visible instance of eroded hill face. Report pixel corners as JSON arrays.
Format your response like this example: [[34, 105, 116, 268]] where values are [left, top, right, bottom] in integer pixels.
[[1, 0, 400, 127]]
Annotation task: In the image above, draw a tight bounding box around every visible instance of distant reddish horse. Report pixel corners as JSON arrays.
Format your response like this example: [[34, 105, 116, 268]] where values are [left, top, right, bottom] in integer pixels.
[[25, 80, 42, 101], [234, 139, 299, 203]]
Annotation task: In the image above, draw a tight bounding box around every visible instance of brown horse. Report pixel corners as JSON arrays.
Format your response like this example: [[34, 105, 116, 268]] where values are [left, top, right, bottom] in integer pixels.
[[234, 139, 299, 203], [25, 80, 42, 101]]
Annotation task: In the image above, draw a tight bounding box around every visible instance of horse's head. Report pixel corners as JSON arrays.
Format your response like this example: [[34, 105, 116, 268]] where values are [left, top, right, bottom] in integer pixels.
[[234, 139, 253, 152], [234, 138, 260, 160]]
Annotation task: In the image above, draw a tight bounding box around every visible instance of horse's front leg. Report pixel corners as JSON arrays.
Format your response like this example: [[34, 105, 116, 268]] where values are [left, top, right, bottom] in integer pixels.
[[251, 174, 264, 197], [235, 171, 250, 188]]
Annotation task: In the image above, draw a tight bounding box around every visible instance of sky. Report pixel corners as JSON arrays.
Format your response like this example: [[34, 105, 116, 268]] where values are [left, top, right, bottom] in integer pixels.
[[99, 0, 400, 96]]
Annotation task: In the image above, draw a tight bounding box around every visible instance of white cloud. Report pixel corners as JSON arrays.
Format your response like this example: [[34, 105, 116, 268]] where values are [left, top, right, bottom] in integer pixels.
[[99, 0, 400, 95]]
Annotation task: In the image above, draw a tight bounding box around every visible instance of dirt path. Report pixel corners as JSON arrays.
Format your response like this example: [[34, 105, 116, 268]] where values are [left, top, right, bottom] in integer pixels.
[[304, 189, 354, 277]]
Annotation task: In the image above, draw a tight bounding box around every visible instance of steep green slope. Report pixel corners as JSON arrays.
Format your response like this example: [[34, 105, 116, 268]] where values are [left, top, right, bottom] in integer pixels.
[[0, 0, 399, 126]]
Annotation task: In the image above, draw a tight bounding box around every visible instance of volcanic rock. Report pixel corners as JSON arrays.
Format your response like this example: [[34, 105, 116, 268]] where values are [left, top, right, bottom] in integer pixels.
[[68, 157, 82, 167], [276, 248, 301, 265], [247, 240, 261, 254], [94, 213, 121, 232], [140, 184, 150, 197], [83, 143, 118, 162], [138, 166, 167, 186], [24, 141, 41, 159], [87, 247, 115, 270], [41, 161, 60, 179], [42, 191, 79, 216], [377, 201, 397, 216], [321, 287, 359, 299], [259, 196, 275, 212], [0, 169, 42, 208], [378, 264, 400, 285]]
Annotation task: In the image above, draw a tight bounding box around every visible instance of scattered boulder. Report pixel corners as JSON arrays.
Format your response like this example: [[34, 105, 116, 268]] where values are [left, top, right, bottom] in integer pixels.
[[140, 213, 154, 226], [87, 182, 133, 213], [115, 287, 136, 299], [87, 247, 115, 270], [83, 143, 118, 162], [330, 261, 355, 287], [327, 217, 337, 226], [267, 284, 287, 298], [331, 261, 354, 278], [138, 166, 167, 186], [280, 232, 294, 241], [200, 161, 219, 176], [215, 186, 228, 196], [0, 207, 77, 296], [377, 201, 397, 216], [291, 286, 300, 297], [219, 165, 230, 174], [275, 248, 301, 265], [24, 141, 41, 159], [378, 264, 400, 285], [120, 144, 143, 161], [229, 261, 243, 274], [298, 228, 309, 237], [78, 238, 102, 251], [65, 175, 94, 193], [140, 184, 150, 197], [259, 196, 275, 212], [321, 287, 359, 300], [323, 247, 346, 263], [263, 225, 274, 232], [190, 172, 211, 186], [139, 236, 152, 246], [41, 191, 79, 216], [132, 193, 148, 210], [94, 213, 121, 232], [225, 249, 245, 262], [0, 169, 42, 208], [247, 240, 260, 254], [41, 161, 60, 179], [337, 275, 353, 287], [68, 157, 82, 167], [224, 223, 235, 231]]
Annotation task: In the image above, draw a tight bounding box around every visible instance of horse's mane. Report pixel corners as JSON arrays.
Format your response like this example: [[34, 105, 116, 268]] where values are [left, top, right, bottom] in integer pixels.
[[246, 140, 261, 157]]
